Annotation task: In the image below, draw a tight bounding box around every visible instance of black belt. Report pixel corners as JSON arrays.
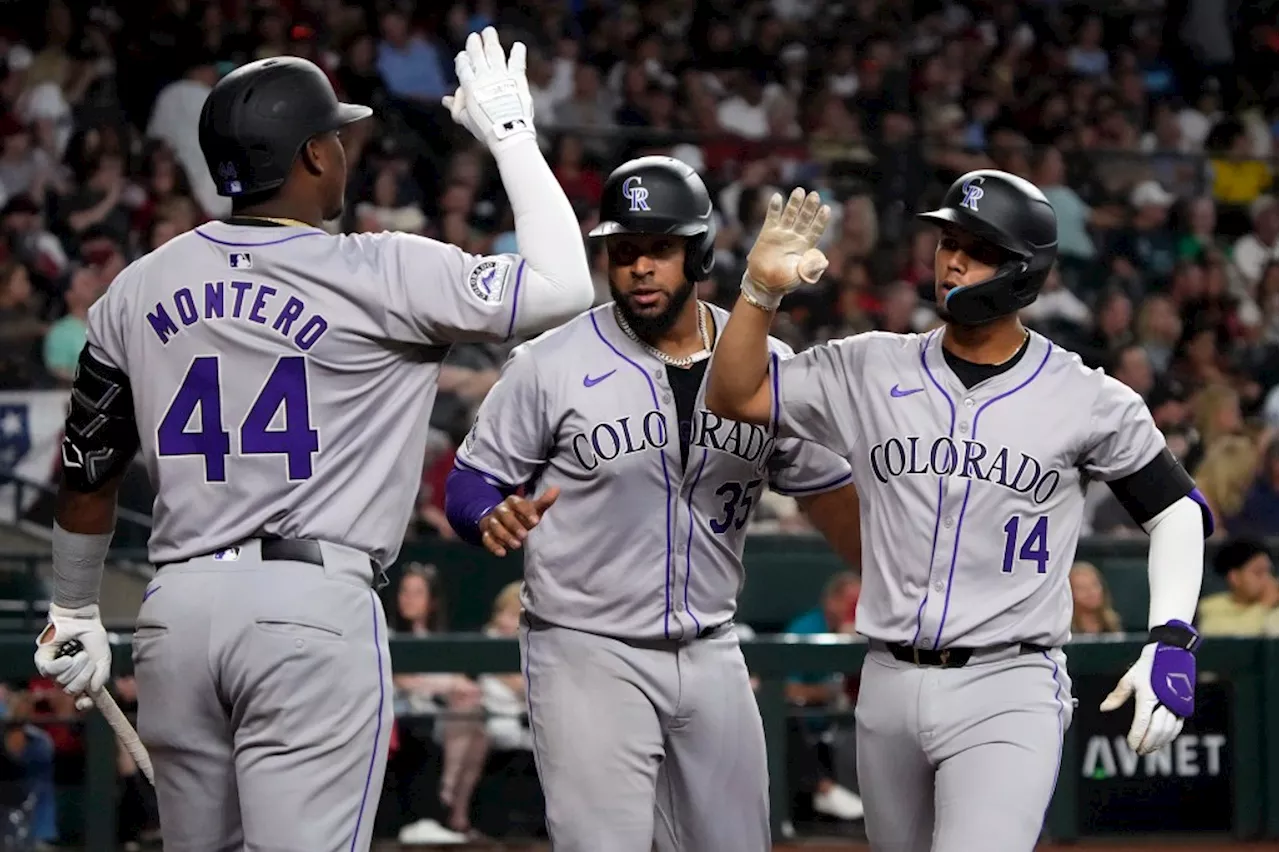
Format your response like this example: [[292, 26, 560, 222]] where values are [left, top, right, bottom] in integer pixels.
[[882, 641, 1051, 668], [159, 538, 331, 570], [523, 612, 733, 643]]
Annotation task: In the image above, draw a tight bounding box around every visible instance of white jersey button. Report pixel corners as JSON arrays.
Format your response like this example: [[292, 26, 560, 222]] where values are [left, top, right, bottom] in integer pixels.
[[944, 517, 954, 528], [964, 398, 975, 408], [959, 422, 969, 434], [675, 602, 685, 612], [934, 581, 945, 591]]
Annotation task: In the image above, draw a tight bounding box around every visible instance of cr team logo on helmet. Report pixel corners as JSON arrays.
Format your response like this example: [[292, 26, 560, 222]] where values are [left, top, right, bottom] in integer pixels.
[[622, 176, 650, 212], [958, 176, 985, 212]]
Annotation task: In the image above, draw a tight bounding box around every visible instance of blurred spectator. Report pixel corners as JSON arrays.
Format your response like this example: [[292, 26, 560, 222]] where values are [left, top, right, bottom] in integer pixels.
[[1109, 343, 1155, 399], [1, 694, 56, 845], [1196, 539, 1279, 637], [478, 583, 530, 752], [42, 264, 102, 384], [1069, 561, 1124, 636], [1135, 293, 1183, 374], [1177, 196, 1222, 260], [1225, 437, 1279, 540], [1194, 434, 1262, 537], [377, 9, 452, 105], [388, 565, 483, 845], [1110, 181, 1178, 292], [783, 571, 864, 823], [146, 51, 226, 220], [0, 261, 47, 388], [1231, 195, 1278, 286]]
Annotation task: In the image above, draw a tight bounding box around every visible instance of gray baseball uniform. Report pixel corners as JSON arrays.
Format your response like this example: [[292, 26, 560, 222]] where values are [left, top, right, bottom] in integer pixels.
[[455, 302, 853, 852], [769, 327, 1167, 852], [86, 219, 546, 852]]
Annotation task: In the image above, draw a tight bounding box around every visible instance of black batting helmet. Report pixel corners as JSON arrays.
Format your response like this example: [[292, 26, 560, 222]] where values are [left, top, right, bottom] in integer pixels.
[[917, 169, 1058, 326], [198, 57, 372, 198], [588, 156, 717, 284]]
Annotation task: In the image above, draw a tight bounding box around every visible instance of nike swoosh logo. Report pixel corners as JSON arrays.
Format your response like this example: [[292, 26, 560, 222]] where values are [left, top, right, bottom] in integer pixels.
[[583, 370, 617, 388], [890, 384, 924, 398], [142, 585, 161, 601]]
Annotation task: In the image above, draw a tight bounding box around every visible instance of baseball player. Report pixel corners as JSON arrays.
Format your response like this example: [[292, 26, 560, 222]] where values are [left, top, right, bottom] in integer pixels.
[[706, 172, 1210, 852], [31, 31, 594, 852], [443, 156, 862, 852]]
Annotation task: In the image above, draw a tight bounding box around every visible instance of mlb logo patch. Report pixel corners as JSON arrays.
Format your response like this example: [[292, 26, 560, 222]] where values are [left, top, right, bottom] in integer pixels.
[[467, 258, 511, 305], [213, 547, 241, 562], [229, 252, 252, 269]]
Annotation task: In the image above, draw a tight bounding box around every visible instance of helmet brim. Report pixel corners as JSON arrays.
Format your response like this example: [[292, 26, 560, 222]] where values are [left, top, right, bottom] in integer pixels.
[[333, 102, 373, 128], [588, 219, 709, 239], [917, 207, 1031, 259]]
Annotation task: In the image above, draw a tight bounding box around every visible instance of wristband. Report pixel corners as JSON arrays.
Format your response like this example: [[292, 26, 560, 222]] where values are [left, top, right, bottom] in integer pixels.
[[741, 273, 783, 311], [1148, 619, 1201, 653]]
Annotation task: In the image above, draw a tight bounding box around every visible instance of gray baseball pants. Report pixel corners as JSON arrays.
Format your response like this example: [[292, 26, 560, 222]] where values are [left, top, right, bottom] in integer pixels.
[[855, 644, 1075, 852], [519, 616, 771, 852], [132, 539, 392, 852]]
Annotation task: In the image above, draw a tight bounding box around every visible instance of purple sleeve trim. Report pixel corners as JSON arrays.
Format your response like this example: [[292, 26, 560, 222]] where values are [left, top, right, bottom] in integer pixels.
[[444, 465, 513, 547], [771, 471, 853, 496], [503, 259, 527, 340], [1187, 486, 1215, 537]]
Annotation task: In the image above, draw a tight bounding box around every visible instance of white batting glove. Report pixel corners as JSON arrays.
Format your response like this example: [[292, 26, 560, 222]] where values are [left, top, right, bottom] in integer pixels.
[[742, 188, 832, 311], [1099, 642, 1186, 756], [34, 604, 112, 712], [442, 27, 535, 151]]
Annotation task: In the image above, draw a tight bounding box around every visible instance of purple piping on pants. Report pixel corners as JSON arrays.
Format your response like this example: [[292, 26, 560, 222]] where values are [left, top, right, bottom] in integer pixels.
[[349, 590, 386, 852]]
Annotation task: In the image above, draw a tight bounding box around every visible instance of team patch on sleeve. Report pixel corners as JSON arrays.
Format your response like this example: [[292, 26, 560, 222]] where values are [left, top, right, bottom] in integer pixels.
[[466, 257, 512, 305]]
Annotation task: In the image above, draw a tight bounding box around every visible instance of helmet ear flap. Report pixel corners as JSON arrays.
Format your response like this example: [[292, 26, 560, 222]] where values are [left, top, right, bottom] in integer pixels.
[[683, 220, 718, 284]]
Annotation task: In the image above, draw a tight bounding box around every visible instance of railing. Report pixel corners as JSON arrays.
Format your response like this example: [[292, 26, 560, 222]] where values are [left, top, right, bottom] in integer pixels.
[[0, 633, 1268, 850]]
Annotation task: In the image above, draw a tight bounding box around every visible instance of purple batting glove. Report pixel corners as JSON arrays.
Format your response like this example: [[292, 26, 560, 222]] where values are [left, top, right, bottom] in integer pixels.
[[1149, 619, 1198, 718]]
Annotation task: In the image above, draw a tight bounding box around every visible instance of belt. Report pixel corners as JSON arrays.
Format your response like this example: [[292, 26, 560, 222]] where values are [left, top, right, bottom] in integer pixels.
[[158, 537, 387, 588], [157, 537, 326, 569], [523, 612, 733, 643], [879, 641, 1052, 668]]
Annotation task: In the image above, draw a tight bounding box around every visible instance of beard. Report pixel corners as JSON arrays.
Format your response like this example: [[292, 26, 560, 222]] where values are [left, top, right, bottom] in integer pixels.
[[610, 277, 696, 341]]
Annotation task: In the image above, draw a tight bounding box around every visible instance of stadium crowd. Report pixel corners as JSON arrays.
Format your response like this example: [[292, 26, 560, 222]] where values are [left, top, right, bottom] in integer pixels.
[[0, 0, 1275, 845]]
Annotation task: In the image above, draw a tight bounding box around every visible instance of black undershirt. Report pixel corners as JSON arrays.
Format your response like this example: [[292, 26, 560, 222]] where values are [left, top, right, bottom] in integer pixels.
[[665, 311, 717, 471], [941, 333, 1031, 389]]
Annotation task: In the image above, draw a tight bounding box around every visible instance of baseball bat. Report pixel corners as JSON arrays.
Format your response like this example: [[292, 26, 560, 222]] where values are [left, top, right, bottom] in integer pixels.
[[54, 639, 155, 786]]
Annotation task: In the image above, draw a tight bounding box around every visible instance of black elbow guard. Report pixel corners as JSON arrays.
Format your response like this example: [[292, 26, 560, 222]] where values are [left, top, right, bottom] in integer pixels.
[[61, 346, 140, 493], [1106, 447, 1195, 526]]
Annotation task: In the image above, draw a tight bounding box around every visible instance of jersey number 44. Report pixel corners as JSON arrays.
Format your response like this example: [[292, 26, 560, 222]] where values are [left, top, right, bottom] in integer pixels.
[[156, 355, 319, 483]]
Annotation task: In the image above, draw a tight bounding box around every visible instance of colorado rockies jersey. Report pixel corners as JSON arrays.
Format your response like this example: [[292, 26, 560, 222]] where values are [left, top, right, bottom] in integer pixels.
[[86, 220, 531, 567], [456, 303, 853, 641], [770, 328, 1166, 649]]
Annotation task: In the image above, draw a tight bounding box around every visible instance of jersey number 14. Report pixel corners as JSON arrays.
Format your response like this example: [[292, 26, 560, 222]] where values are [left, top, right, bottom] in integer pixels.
[[1001, 515, 1050, 574], [156, 355, 319, 482]]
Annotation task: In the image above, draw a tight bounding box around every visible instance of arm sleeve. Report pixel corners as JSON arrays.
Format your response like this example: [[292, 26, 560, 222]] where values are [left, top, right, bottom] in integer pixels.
[[1080, 374, 1167, 482], [452, 344, 553, 488], [766, 337, 862, 457], [1140, 495, 1206, 628]]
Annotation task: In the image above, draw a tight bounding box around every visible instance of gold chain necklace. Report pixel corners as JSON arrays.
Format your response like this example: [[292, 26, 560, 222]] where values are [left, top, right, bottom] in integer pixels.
[[613, 302, 711, 368]]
